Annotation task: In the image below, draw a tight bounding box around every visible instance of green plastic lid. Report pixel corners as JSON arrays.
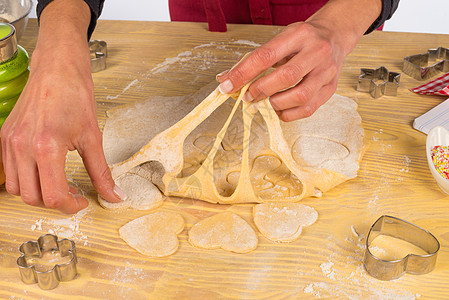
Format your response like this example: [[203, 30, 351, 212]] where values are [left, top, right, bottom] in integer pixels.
[[0, 23, 16, 62], [0, 23, 13, 40]]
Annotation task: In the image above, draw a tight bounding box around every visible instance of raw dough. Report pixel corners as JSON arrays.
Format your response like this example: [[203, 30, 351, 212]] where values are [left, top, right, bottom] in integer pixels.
[[98, 171, 164, 211], [104, 82, 363, 205], [253, 203, 318, 242], [188, 211, 258, 253], [119, 211, 184, 257]]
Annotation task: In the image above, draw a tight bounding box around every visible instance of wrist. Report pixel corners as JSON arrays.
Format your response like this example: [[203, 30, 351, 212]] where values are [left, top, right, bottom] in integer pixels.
[[36, 0, 91, 49], [306, 0, 382, 56], [32, 0, 92, 74]]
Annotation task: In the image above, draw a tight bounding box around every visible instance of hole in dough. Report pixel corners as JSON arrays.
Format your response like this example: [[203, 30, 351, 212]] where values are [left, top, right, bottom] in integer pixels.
[[129, 160, 166, 191], [247, 113, 304, 201], [250, 155, 303, 200], [292, 135, 350, 168], [213, 102, 243, 197]]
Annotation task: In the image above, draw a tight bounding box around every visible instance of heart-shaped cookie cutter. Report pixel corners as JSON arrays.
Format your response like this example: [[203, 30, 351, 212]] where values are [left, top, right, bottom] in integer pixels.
[[364, 215, 440, 281], [17, 234, 78, 290]]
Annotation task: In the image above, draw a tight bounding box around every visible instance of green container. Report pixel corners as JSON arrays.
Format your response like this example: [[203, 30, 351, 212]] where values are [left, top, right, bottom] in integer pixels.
[[0, 23, 29, 129]]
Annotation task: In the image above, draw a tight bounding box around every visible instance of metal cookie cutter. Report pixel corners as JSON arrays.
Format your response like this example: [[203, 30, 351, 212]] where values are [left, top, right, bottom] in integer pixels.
[[356, 67, 400, 98], [364, 215, 440, 281], [89, 40, 107, 73], [17, 234, 78, 290], [403, 47, 449, 81]]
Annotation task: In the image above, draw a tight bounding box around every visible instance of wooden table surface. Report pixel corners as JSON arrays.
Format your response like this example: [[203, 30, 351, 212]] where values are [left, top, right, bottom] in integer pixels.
[[1, 19, 449, 299]]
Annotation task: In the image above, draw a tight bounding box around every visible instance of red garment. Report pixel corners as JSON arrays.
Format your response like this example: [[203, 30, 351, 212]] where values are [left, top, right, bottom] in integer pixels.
[[169, 0, 329, 32]]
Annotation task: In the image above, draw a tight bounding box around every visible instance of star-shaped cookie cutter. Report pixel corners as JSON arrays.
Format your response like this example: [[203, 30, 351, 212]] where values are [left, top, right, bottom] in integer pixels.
[[403, 47, 449, 81], [356, 67, 401, 98], [89, 40, 108, 73], [17, 234, 78, 290], [364, 215, 440, 281]]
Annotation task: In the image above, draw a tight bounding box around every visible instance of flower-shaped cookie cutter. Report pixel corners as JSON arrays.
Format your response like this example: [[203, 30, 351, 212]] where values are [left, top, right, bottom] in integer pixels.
[[364, 215, 440, 281], [89, 40, 107, 73], [17, 234, 78, 290], [403, 47, 449, 81], [356, 67, 400, 98]]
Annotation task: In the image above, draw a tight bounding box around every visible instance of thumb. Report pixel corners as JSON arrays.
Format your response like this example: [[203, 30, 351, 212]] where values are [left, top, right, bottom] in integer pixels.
[[79, 133, 126, 203]]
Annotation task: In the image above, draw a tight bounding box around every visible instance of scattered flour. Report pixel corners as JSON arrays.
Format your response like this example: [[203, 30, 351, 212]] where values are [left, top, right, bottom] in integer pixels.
[[145, 40, 261, 80], [193, 42, 226, 50], [148, 51, 193, 74], [231, 40, 261, 47], [303, 226, 420, 299], [400, 155, 411, 173], [111, 265, 145, 284], [272, 206, 298, 216], [106, 79, 139, 100], [30, 205, 92, 246], [368, 195, 379, 207], [350, 225, 359, 237], [320, 261, 336, 280], [30, 219, 43, 231], [369, 245, 387, 258]]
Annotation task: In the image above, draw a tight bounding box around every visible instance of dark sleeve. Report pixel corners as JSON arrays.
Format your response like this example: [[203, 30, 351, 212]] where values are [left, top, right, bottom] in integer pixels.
[[365, 0, 400, 34], [36, 0, 105, 40]]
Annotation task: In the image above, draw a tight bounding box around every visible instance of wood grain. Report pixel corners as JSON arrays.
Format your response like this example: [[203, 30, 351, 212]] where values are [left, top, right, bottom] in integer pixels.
[[1, 19, 449, 299]]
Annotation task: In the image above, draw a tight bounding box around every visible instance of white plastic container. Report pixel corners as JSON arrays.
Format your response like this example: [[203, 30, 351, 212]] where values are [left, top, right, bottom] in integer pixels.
[[426, 126, 449, 195]]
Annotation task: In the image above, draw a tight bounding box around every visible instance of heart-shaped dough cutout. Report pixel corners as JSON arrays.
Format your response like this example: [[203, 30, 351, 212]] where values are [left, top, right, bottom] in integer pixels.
[[99, 172, 164, 210], [253, 203, 318, 243], [188, 211, 258, 253], [119, 211, 184, 257]]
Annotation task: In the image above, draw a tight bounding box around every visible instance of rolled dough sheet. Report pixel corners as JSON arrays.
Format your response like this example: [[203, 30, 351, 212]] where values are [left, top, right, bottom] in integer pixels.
[[188, 211, 258, 253], [119, 211, 185, 257], [253, 203, 318, 243], [103, 82, 364, 205]]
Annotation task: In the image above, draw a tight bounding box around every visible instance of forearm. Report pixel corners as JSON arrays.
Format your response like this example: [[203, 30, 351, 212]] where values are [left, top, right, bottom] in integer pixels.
[[37, 0, 105, 40], [33, 0, 92, 78], [38, 0, 91, 42], [306, 0, 382, 56]]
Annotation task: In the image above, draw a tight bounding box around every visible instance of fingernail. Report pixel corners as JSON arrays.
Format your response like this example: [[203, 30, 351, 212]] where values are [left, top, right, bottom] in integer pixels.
[[216, 69, 229, 81], [242, 91, 254, 102], [113, 185, 127, 202], [219, 79, 233, 94]]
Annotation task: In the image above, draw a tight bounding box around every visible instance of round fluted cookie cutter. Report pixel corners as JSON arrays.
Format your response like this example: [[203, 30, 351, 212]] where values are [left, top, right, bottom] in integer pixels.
[[364, 215, 440, 281], [17, 234, 78, 290]]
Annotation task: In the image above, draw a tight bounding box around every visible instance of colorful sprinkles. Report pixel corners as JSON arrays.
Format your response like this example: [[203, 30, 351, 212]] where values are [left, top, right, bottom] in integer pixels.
[[431, 145, 449, 179]]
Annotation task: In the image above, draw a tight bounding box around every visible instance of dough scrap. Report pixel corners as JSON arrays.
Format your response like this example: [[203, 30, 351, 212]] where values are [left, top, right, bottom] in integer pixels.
[[105, 82, 364, 204], [188, 211, 258, 253], [253, 203, 318, 243], [119, 211, 185, 257]]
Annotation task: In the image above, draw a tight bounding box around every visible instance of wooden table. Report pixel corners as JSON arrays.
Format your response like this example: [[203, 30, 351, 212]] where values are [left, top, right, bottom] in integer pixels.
[[1, 19, 449, 299]]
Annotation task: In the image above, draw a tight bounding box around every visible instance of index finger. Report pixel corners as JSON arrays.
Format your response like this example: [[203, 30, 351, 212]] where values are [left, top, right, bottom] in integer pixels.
[[36, 146, 88, 214], [218, 29, 304, 94]]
